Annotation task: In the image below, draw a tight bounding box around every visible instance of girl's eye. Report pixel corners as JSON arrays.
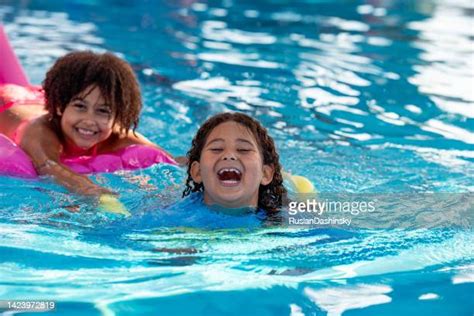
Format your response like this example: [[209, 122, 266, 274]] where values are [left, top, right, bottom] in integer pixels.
[[73, 103, 86, 110], [237, 148, 251, 153], [97, 108, 112, 116], [209, 148, 223, 152]]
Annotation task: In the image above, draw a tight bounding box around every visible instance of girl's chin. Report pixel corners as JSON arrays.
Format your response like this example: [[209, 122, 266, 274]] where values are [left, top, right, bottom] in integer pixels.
[[68, 139, 98, 152], [74, 140, 96, 148], [205, 191, 255, 207]]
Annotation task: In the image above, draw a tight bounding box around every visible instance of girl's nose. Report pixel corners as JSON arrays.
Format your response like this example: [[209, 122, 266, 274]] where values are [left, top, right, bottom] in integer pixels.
[[83, 109, 101, 123], [80, 112, 98, 126], [83, 112, 96, 122], [222, 150, 237, 160]]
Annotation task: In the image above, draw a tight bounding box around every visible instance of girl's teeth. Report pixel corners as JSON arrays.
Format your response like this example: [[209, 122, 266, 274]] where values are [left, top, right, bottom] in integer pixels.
[[222, 180, 238, 184], [78, 128, 95, 135], [218, 168, 241, 175]]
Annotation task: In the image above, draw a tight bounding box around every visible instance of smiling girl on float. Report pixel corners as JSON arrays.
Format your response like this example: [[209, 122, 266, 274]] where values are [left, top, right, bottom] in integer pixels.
[[0, 50, 176, 196], [182, 112, 287, 212]]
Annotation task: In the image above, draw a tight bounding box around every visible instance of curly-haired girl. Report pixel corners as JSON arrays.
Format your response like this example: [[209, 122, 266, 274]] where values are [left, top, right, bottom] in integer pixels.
[[0, 50, 176, 195], [183, 112, 286, 212]]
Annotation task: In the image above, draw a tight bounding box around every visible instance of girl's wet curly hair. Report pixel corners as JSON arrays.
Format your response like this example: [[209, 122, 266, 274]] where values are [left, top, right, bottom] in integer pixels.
[[43, 51, 141, 134], [183, 112, 287, 212]]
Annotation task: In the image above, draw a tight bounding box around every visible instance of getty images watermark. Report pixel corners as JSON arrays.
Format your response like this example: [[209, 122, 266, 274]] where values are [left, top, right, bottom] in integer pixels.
[[287, 197, 376, 226], [283, 193, 474, 229]]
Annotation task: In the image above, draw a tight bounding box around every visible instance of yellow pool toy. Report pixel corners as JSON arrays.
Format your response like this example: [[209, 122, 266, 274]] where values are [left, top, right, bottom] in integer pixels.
[[98, 194, 131, 217], [283, 172, 316, 194]]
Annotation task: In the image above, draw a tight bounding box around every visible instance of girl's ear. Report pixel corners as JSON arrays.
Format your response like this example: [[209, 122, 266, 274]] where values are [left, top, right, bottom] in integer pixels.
[[56, 107, 62, 116], [261, 164, 274, 186], [190, 161, 202, 183]]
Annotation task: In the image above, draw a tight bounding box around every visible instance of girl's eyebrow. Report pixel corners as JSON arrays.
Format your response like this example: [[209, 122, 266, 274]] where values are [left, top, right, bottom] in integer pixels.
[[206, 138, 224, 146], [71, 97, 110, 108], [206, 138, 255, 147], [236, 138, 254, 146]]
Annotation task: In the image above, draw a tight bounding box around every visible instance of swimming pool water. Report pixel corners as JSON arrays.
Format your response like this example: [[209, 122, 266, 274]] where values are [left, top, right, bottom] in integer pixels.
[[0, 0, 473, 315]]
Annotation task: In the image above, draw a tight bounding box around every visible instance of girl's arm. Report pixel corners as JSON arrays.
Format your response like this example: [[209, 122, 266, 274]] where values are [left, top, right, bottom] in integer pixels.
[[20, 117, 113, 196]]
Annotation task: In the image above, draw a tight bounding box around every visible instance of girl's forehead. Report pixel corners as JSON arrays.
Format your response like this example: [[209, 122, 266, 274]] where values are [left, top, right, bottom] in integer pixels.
[[206, 121, 257, 143], [76, 85, 102, 98], [72, 85, 110, 107]]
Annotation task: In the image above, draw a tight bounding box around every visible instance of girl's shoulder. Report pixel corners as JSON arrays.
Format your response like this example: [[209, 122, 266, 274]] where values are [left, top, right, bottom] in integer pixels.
[[19, 116, 62, 158]]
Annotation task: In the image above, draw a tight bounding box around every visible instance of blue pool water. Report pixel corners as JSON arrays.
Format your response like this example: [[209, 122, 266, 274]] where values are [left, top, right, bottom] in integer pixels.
[[1, 0, 473, 315]]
